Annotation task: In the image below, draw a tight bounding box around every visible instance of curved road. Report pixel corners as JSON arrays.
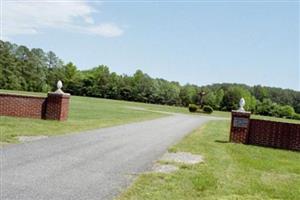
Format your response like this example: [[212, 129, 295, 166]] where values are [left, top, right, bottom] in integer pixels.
[[1, 114, 211, 200]]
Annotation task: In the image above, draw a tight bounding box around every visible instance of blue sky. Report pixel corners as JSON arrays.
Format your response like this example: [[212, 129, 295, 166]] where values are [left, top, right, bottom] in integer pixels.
[[2, 0, 299, 90]]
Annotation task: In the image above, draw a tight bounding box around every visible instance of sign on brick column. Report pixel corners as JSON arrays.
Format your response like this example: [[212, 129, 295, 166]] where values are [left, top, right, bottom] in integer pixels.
[[229, 98, 251, 144], [230, 111, 251, 144]]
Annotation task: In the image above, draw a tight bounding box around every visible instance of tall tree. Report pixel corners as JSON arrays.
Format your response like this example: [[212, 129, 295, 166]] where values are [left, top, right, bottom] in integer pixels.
[[1, 40, 299, 118]]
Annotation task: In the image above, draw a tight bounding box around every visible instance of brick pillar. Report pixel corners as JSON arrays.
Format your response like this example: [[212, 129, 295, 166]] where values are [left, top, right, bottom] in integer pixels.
[[45, 92, 70, 121], [230, 111, 251, 144]]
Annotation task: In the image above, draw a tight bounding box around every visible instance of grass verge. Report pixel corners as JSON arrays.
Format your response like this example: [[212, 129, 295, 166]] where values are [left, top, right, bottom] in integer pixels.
[[0, 96, 166, 144], [0, 89, 230, 117], [1, 89, 299, 144], [0, 89, 228, 144], [118, 120, 300, 200]]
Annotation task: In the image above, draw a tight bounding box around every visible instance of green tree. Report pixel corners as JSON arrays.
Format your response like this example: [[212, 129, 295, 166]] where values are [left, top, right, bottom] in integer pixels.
[[221, 86, 256, 111], [88, 65, 110, 97], [253, 85, 269, 101], [131, 70, 153, 102], [215, 89, 224, 109], [61, 62, 83, 95], [1, 40, 299, 120], [179, 84, 198, 106], [256, 99, 278, 116], [203, 92, 217, 108], [278, 105, 295, 118], [0, 41, 23, 90]]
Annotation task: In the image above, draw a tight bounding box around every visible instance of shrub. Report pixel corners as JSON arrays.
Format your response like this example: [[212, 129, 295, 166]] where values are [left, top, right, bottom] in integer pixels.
[[293, 113, 300, 120], [203, 105, 213, 114], [189, 104, 198, 112], [256, 99, 276, 116], [278, 105, 295, 118]]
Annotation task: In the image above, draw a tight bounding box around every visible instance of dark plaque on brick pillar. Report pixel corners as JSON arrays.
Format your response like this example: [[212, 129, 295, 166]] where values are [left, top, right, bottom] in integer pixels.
[[229, 98, 251, 144], [45, 81, 70, 121]]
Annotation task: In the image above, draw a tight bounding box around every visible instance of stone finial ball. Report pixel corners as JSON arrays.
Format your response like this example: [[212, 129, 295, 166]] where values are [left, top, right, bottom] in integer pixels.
[[57, 80, 63, 90], [239, 98, 245, 107], [238, 98, 245, 112]]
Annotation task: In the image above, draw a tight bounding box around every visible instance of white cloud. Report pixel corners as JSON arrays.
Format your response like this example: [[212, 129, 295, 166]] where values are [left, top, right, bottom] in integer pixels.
[[87, 23, 124, 37], [2, 0, 124, 38]]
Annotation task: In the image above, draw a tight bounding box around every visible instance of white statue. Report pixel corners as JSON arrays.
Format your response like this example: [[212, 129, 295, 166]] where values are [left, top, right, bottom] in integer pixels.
[[55, 80, 64, 94], [238, 98, 245, 112]]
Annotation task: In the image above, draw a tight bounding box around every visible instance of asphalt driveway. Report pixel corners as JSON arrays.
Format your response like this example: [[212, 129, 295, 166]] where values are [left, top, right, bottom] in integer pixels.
[[1, 114, 210, 200]]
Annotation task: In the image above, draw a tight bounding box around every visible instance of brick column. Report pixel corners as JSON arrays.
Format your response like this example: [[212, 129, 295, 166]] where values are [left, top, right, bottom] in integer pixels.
[[230, 111, 251, 144], [45, 92, 70, 121]]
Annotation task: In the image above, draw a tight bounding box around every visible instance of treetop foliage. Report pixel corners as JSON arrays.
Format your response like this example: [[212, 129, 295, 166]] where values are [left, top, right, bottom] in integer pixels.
[[1, 40, 299, 119]]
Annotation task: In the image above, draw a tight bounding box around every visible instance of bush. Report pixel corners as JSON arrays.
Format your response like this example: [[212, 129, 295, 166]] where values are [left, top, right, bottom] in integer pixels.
[[293, 113, 300, 120], [278, 105, 295, 118], [189, 104, 198, 112], [256, 99, 276, 116], [203, 105, 213, 114]]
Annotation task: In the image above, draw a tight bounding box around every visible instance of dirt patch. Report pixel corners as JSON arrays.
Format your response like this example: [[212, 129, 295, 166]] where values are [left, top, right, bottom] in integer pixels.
[[150, 152, 203, 174], [161, 152, 204, 164], [125, 106, 147, 111], [152, 164, 179, 173], [261, 172, 296, 184], [17, 136, 48, 143]]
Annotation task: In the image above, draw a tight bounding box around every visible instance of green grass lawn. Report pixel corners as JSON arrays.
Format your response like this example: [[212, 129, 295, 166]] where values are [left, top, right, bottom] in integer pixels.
[[0, 89, 229, 144], [0, 94, 167, 144], [251, 114, 300, 124], [119, 120, 300, 200], [0, 89, 231, 117], [1, 89, 299, 144]]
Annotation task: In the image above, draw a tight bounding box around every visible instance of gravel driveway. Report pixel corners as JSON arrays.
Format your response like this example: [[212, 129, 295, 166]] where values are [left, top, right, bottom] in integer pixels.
[[1, 114, 211, 200]]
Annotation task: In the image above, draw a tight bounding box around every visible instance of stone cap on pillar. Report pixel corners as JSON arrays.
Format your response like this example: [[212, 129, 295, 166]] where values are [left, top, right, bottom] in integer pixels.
[[45, 81, 71, 121], [47, 92, 71, 98], [49, 80, 70, 97], [55, 80, 64, 94], [231, 110, 251, 118], [232, 98, 251, 115]]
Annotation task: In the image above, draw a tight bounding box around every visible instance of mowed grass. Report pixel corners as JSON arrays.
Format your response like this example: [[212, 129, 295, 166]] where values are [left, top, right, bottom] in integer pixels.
[[119, 120, 300, 200], [0, 89, 229, 144], [0, 89, 231, 117], [1, 89, 299, 144], [0, 94, 167, 144], [0, 90, 228, 144], [251, 114, 300, 124]]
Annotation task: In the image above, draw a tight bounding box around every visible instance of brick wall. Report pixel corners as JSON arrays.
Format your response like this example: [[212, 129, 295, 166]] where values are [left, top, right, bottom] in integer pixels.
[[0, 93, 70, 121], [45, 93, 70, 121], [249, 119, 300, 151], [0, 94, 46, 119], [230, 111, 251, 143]]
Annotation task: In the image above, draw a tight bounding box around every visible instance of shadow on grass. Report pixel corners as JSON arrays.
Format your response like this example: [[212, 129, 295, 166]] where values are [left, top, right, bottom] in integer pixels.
[[214, 140, 230, 143], [188, 110, 212, 115], [196, 110, 211, 114]]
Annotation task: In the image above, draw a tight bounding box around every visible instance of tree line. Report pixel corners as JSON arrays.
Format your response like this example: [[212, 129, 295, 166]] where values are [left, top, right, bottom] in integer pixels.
[[1, 40, 299, 119]]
